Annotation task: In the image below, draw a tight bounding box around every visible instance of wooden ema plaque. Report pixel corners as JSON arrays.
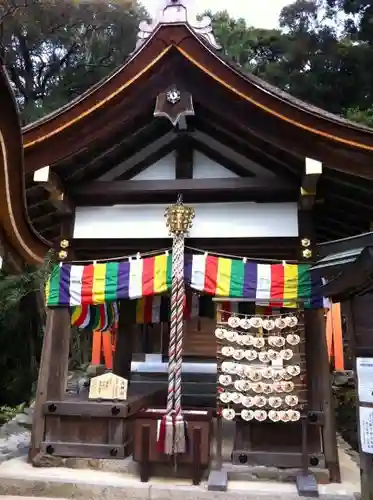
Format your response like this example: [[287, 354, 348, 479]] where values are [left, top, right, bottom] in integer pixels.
[[215, 310, 307, 423], [89, 372, 128, 401]]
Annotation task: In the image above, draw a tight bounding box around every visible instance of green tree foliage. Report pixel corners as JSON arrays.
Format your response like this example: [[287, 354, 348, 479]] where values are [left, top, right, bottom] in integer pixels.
[[0, 253, 53, 406], [1, 0, 148, 123], [210, 2, 373, 121]]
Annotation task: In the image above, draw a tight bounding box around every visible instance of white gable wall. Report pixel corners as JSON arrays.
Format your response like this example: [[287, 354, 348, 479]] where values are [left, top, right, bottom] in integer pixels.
[[129, 150, 244, 181], [193, 151, 239, 179], [131, 152, 176, 180]]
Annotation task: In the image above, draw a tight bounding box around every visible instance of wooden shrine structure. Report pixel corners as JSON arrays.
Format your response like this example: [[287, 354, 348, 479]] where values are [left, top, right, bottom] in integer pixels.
[[3, 0, 373, 493]]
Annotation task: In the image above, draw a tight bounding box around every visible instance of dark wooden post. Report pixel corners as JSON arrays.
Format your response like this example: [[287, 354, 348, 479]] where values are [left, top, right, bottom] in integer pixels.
[[298, 158, 340, 489], [29, 213, 75, 462], [113, 299, 136, 381], [29, 308, 71, 461], [344, 295, 373, 500]]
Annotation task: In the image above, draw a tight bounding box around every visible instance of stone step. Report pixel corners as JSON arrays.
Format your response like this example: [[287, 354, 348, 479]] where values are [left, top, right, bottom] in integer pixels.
[[0, 456, 359, 500]]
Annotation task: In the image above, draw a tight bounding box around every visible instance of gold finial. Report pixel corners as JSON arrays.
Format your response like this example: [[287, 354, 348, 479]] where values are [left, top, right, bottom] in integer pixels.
[[165, 194, 195, 235]]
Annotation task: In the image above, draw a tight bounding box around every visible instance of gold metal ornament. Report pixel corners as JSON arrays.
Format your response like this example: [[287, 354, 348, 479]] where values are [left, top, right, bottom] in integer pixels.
[[302, 248, 312, 259], [301, 238, 311, 247], [164, 194, 195, 235], [58, 250, 68, 260], [60, 239, 69, 249]]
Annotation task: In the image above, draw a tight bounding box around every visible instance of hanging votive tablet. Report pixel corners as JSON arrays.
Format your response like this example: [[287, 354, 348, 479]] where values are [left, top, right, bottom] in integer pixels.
[[233, 349, 245, 361], [282, 381, 295, 393], [228, 316, 240, 328], [286, 365, 301, 377], [243, 334, 254, 346], [249, 370, 262, 382], [241, 409, 254, 421], [285, 395, 298, 407], [254, 395, 267, 407], [289, 410, 301, 422], [269, 396, 282, 408], [280, 349, 294, 360], [219, 392, 231, 403], [215, 328, 226, 339], [262, 367, 273, 379], [239, 317, 251, 330], [280, 410, 291, 422], [253, 382, 265, 393], [262, 319, 275, 331], [250, 317, 263, 329], [286, 334, 300, 346], [225, 330, 237, 342], [259, 351, 270, 363], [253, 337, 265, 349], [263, 384, 273, 394], [242, 396, 254, 408], [231, 392, 243, 404], [269, 410, 281, 422], [275, 317, 287, 329], [245, 350, 257, 361], [274, 336, 286, 348], [222, 346, 235, 357], [285, 316, 298, 328], [254, 410, 267, 421], [219, 374, 232, 386], [222, 408, 236, 420]]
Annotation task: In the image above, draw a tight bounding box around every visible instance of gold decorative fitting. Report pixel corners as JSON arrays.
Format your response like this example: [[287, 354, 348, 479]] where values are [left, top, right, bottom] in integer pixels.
[[60, 239, 69, 249], [58, 250, 68, 260], [165, 194, 195, 235], [301, 238, 311, 247], [302, 249, 312, 259]]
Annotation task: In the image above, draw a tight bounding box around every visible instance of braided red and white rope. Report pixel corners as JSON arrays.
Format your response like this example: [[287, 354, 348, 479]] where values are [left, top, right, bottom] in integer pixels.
[[173, 235, 186, 453]]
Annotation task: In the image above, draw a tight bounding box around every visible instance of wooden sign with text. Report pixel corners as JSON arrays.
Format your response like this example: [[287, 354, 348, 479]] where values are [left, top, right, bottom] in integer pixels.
[[88, 372, 128, 401]]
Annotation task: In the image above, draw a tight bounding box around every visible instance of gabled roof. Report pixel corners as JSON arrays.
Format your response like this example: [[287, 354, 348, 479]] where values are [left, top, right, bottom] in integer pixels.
[[2, 2, 373, 261], [22, 19, 373, 176]]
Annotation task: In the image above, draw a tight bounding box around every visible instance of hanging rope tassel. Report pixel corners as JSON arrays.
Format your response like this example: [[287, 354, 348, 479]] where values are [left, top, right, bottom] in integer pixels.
[[173, 234, 187, 454]]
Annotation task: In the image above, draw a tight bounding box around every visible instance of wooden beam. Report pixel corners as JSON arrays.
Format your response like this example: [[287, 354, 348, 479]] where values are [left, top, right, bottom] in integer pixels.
[[33, 166, 73, 214], [70, 177, 298, 205]]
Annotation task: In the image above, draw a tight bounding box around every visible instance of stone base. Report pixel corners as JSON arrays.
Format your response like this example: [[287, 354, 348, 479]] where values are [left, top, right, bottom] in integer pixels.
[[0, 458, 359, 500]]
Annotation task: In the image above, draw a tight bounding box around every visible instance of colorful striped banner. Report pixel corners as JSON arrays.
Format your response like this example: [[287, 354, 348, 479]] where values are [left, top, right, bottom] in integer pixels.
[[184, 254, 326, 308], [136, 296, 162, 324], [47, 254, 172, 307], [71, 302, 119, 331], [136, 293, 200, 324], [46, 253, 326, 309]]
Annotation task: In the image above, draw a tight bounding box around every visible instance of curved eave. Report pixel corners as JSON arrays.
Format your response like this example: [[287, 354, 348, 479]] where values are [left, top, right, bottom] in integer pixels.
[[0, 66, 49, 264], [22, 23, 373, 174]]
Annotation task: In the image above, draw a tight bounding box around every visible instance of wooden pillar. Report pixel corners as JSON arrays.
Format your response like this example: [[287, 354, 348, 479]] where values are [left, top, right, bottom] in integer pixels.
[[29, 210, 75, 462], [345, 295, 373, 500], [113, 299, 136, 381], [304, 307, 340, 482], [298, 158, 340, 482], [29, 308, 71, 461]]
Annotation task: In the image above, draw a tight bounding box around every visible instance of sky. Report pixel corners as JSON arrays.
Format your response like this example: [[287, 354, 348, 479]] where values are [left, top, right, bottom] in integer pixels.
[[141, 0, 289, 29]]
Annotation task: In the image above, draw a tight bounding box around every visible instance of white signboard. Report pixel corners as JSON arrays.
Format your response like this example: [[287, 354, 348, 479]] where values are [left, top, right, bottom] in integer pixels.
[[88, 373, 128, 401], [359, 406, 373, 454], [357, 357, 373, 403]]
